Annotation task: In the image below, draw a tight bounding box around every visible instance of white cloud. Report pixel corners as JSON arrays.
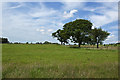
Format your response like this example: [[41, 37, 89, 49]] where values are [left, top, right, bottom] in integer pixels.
[[36, 29, 44, 32], [61, 0, 119, 2], [90, 13, 117, 27], [41, 32, 45, 34], [2, 2, 83, 43], [40, 26, 44, 28], [2, 2, 24, 10], [57, 22, 64, 27], [109, 26, 118, 30], [104, 30, 118, 44], [10, 3, 23, 9], [83, 7, 105, 12], [1, 0, 119, 2], [30, 9, 57, 18], [89, 3, 118, 27], [61, 1, 86, 11], [104, 34, 118, 43], [2, 3, 55, 42], [2, 2, 118, 44], [70, 9, 78, 14], [48, 29, 53, 32], [36, 29, 40, 31], [106, 35, 115, 41], [28, 3, 58, 18], [63, 9, 78, 18]]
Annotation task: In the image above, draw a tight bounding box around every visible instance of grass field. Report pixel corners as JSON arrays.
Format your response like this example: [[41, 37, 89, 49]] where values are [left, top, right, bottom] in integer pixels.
[[2, 44, 118, 78]]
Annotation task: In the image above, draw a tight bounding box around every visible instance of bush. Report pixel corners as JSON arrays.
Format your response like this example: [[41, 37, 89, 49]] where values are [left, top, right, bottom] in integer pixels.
[[14, 42, 19, 44], [26, 42, 29, 44], [36, 42, 43, 44], [52, 43, 59, 45], [43, 41, 51, 44]]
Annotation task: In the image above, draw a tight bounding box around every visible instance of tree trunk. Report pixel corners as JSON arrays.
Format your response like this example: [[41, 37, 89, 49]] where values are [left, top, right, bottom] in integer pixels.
[[78, 42, 81, 48], [61, 42, 63, 45], [97, 42, 99, 48]]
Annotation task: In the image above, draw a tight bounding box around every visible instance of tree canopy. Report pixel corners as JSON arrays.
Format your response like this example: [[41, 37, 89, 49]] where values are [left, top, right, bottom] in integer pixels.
[[63, 19, 92, 47], [52, 29, 69, 45], [90, 28, 110, 48], [52, 19, 110, 48]]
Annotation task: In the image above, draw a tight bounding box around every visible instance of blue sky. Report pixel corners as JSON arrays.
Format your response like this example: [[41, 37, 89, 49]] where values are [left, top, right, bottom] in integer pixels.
[[2, 2, 118, 44]]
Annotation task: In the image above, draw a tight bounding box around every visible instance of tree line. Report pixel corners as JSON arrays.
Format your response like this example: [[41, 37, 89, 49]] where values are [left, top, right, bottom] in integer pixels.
[[0, 38, 9, 43], [0, 40, 59, 45], [52, 19, 110, 48]]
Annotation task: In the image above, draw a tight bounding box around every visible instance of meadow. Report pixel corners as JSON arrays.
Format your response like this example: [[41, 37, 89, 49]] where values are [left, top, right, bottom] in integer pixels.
[[2, 44, 118, 78]]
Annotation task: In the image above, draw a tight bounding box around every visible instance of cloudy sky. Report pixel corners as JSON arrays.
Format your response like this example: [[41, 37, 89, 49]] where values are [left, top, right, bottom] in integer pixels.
[[2, 2, 118, 44]]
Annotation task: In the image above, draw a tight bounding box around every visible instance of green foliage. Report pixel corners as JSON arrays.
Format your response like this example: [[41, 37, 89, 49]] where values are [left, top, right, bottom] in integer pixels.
[[63, 19, 92, 47], [52, 29, 69, 45], [53, 19, 110, 48], [91, 28, 110, 48]]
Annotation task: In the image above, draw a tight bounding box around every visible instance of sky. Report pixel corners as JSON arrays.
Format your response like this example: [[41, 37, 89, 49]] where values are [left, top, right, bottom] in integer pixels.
[[2, 2, 119, 44]]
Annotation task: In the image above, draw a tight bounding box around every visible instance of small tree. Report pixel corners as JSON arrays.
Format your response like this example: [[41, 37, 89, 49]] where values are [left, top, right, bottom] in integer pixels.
[[91, 28, 110, 48], [52, 29, 69, 45], [26, 42, 29, 44]]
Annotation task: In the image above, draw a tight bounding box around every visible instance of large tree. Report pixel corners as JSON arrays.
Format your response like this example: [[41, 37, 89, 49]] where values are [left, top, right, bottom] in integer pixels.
[[63, 19, 92, 47], [52, 29, 69, 45], [91, 28, 110, 48]]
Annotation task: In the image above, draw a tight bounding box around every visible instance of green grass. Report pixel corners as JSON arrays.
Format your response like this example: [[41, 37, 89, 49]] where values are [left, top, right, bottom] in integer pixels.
[[2, 44, 118, 78]]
